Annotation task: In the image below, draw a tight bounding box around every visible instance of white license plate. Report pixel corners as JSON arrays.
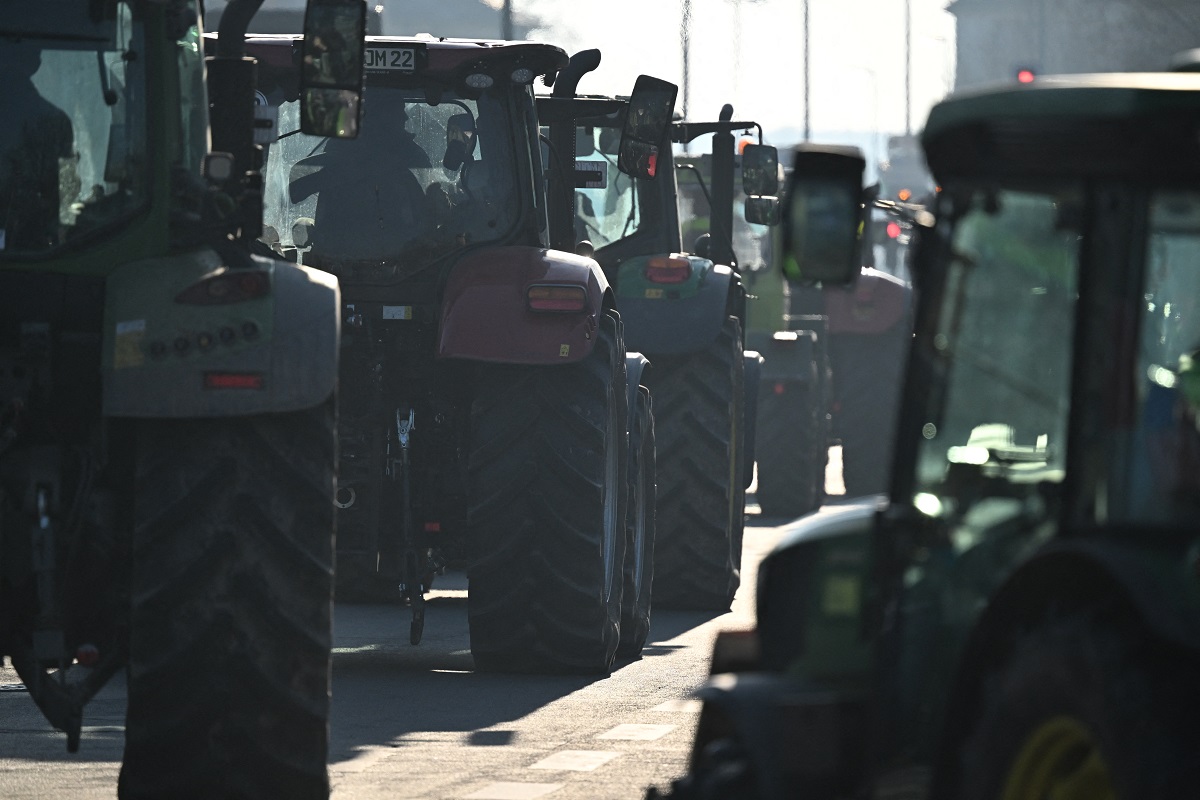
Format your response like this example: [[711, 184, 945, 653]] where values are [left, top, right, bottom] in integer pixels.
[[364, 46, 417, 72]]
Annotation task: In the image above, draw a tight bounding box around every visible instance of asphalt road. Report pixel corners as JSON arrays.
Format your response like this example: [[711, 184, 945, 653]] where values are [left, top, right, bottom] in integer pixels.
[[1, 468, 842, 799]]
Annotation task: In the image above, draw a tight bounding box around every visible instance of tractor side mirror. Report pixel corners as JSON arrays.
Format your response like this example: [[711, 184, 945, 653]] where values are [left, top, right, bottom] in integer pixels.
[[782, 144, 866, 285], [617, 75, 678, 179], [300, 0, 366, 139], [742, 144, 779, 196]]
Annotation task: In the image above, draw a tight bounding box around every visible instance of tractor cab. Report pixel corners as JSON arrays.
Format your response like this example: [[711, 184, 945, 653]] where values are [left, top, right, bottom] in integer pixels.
[[240, 35, 568, 288]]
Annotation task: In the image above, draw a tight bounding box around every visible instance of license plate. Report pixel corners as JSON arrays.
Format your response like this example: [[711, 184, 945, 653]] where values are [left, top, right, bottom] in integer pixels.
[[364, 46, 417, 72]]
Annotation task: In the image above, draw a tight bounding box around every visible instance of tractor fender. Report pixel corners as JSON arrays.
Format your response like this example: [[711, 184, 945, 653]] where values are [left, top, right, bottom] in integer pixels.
[[824, 267, 911, 335], [619, 262, 741, 356], [102, 249, 339, 418], [625, 352, 651, 415], [929, 534, 1200, 800], [742, 351, 763, 487], [751, 330, 820, 384], [438, 245, 609, 365], [690, 672, 866, 799]]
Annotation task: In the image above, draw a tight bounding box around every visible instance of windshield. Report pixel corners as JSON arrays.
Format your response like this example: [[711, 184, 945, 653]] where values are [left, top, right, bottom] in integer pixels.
[[0, 2, 148, 257], [1120, 190, 1200, 523], [914, 187, 1080, 526], [569, 121, 646, 250], [263, 85, 524, 282]]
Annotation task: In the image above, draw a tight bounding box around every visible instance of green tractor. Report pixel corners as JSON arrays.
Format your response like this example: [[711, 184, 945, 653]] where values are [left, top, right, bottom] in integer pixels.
[[537, 79, 781, 610], [0, 1, 363, 795], [750, 180, 915, 520], [653, 67, 1200, 799]]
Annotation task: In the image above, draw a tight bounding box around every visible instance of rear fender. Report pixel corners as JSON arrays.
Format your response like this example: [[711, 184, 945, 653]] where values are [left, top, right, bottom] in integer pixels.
[[824, 267, 911, 335], [437, 245, 609, 365], [616, 255, 739, 355], [755, 330, 818, 384], [691, 673, 866, 798], [102, 250, 339, 417]]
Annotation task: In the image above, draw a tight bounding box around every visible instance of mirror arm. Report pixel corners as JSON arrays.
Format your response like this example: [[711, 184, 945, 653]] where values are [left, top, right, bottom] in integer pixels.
[[215, 0, 265, 59]]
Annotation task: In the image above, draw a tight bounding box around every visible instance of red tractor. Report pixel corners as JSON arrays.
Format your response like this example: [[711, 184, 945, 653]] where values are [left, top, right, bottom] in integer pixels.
[[242, 35, 670, 672]]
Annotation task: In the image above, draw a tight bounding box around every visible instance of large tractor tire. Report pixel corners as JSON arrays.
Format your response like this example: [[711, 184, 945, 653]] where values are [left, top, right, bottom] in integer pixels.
[[754, 374, 826, 519], [120, 399, 336, 800], [467, 311, 627, 674], [618, 385, 656, 659], [649, 317, 744, 611], [958, 616, 1200, 800]]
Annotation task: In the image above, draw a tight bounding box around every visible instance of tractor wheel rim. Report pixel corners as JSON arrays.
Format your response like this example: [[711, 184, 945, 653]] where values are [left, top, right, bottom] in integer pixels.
[[1001, 715, 1116, 800]]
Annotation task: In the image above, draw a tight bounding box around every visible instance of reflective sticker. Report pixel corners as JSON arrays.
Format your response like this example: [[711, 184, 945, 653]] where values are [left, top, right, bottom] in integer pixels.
[[114, 319, 146, 368], [821, 574, 861, 616], [559, 344, 570, 357], [383, 305, 413, 320], [645, 288, 664, 299]]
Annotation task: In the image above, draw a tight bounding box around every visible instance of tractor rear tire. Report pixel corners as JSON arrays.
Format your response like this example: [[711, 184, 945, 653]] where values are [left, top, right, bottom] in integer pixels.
[[754, 375, 826, 519], [959, 616, 1200, 800], [830, 330, 905, 497], [467, 311, 627, 674], [649, 317, 744, 611], [618, 386, 656, 659], [119, 399, 336, 800]]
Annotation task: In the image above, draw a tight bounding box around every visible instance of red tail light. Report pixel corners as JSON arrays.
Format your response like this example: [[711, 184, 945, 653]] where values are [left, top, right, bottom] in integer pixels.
[[527, 284, 587, 313], [204, 372, 265, 390], [886, 221, 902, 239], [176, 269, 271, 305], [645, 255, 692, 284]]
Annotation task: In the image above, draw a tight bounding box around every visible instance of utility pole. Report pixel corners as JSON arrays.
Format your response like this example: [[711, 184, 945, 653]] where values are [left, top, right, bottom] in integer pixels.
[[502, 0, 513, 40], [681, 0, 691, 121], [904, 0, 911, 135], [803, 0, 810, 140]]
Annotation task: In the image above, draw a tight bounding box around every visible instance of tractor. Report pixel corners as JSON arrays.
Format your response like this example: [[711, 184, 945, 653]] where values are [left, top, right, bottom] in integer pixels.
[[537, 76, 780, 610], [243, 37, 672, 670], [653, 65, 1200, 799], [0, 0, 363, 796]]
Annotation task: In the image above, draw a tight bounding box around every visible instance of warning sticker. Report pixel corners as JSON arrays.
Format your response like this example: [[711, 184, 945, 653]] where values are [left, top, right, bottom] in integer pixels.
[[114, 319, 146, 368], [644, 288, 664, 299], [559, 344, 570, 358], [383, 305, 413, 320]]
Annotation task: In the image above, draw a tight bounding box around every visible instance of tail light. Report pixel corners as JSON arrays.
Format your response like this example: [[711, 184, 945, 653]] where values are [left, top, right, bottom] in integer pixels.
[[204, 372, 265, 390], [176, 269, 271, 305], [527, 284, 587, 313], [886, 221, 902, 239], [644, 254, 691, 284]]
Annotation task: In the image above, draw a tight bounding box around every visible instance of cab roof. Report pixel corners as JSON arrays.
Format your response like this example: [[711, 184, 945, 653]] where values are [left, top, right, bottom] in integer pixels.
[[922, 73, 1200, 184], [235, 33, 568, 83]]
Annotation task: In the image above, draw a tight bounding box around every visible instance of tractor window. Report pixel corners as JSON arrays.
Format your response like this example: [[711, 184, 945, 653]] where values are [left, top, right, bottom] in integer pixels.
[[0, 3, 148, 256], [912, 187, 1080, 561], [1119, 190, 1200, 522], [571, 123, 645, 249], [262, 85, 523, 280]]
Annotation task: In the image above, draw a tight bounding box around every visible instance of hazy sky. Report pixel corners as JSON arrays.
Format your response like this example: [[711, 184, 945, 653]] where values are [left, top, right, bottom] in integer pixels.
[[494, 0, 955, 160]]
